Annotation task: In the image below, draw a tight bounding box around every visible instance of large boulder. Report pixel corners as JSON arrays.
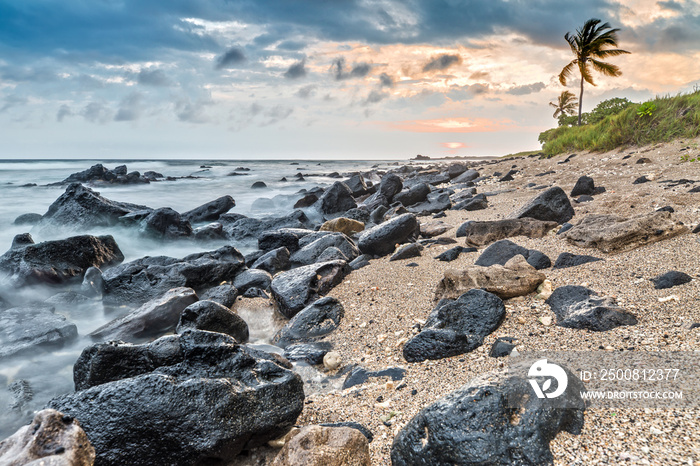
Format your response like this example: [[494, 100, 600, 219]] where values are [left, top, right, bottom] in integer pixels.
[[545, 285, 638, 331], [316, 182, 357, 215], [271, 261, 351, 318], [272, 426, 370, 466], [404, 289, 505, 362], [475, 239, 551, 270], [570, 176, 595, 196], [319, 217, 365, 236], [391, 364, 585, 465], [49, 330, 304, 465], [451, 169, 479, 184], [552, 252, 604, 269], [290, 232, 360, 267], [393, 183, 430, 207], [379, 173, 403, 200], [102, 246, 246, 306], [344, 174, 369, 196], [139, 207, 193, 239], [458, 218, 558, 247], [258, 228, 316, 253], [224, 210, 313, 242], [357, 213, 419, 256], [177, 300, 249, 343], [0, 303, 78, 359], [510, 186, 574, 224], [252, 247, 291, 274], [406, 191, 452, 215], [564, 211, 689, 253], [0, 235, 123, 287], [182, 195, 236, 223], [272, 297, 344, 347], [0, 409, 95, 466], [90, 287, 198, 342], [233, 269, 272, 293], [37, 183, 150, 231], [435, 255, 546, 301]]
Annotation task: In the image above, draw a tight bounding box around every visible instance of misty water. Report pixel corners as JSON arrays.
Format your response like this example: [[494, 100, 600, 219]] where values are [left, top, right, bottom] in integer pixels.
[[0, 157, 405, 437]]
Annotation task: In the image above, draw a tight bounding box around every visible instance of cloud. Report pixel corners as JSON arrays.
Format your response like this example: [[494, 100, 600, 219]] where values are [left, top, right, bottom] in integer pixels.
[[506, 82, 546, 95], [81, 102, 112, 124], [469, 71, 490, 80], [175, 96, 213, 123], [379, 72, 394, 88], [56, 104, 73, 122], [0, 95, 27, 113], [216, 47, 246, 69], [422, 54, 462, 72], [284, 60, 306, 79], [114, 93, 143, 121], [657, 1, 684, 11], [330, 57, 372, 80], [137, 69, 172, 86], [364, 90, 388, 105], [296, 84, 316, 98], [386, 117, 512, 133], [277, 40, 307, 51]]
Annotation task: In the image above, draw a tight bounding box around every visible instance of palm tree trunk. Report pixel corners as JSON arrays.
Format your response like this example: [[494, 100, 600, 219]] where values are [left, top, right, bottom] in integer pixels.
[[578, 75, 584, 126]]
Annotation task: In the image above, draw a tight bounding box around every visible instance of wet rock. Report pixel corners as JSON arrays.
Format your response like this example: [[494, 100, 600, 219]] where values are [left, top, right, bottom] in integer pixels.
[[403, 172, 450, 188], [90, 287, 198, 342], [37, 183, 150, 231], [553, 252, 604, 269], [233, 269, 273, 293], [252, 247, 291, 274], [570, 176, 595, 196], [546, 285, 638, 331], [272, 297, 344, 347], [407, 191, 451, 215], [435, 255, 546, 301], [199, 284, 238, 308], [489, 337, 517, 358], [510, 186, 574, 224], [102, 246, 246, 306], [474, 239, 551, 270], [458, 218, 558, 247], [450, 169, 480, 184], [342, 367, 406, 390], [258, 228, 316, 253], [369, 205, 389, 224], [272, 425, 370, 466], [349, 255, 371, 270], [564, 211, 688, 253], [358, 213, 419, 256], [80, 266, 104, 297], [293, 193, 318, 208], [251, 181, 267, 189], [435, 246, 476, 262], [271, 260, 351, 318], [193, 222, 226, 241], [225, 211, 312, 242], [404, 289, 505, 362], [283, 343, 329, 365], [177, 300, 249, 343], [389, 243, 423, 261], [344, 174, 369, 196], [290, 233, 360, 267], [50, 331, 304, 466], [379, 173, 403, 200], [242, 288, 269, 299], [342, 207, 370, 224], [316, 181, 357, 215], [0, 235, 123, 287], [650, 271, 692, 289], [393, 183, 430, 207], [182, 195, 235, 223], [420, 221, 452, 238], [12, 213, 42, 225], [139, 207, 193, 239], [391, 364, 585, 465], [0, 303, 78, 359], [10, 233, 34, 249], [320, 217, 365, 236], [452, 194, 488, 211], [0, 409, 95, 466]]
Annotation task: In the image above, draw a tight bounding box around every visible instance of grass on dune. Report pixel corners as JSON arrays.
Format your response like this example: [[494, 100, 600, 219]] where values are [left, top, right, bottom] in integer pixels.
[[538, 91, 700, 157]]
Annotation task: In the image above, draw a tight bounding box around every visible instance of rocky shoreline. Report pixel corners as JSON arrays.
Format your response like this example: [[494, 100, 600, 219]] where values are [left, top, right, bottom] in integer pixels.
[[1, 140, 699, 465]]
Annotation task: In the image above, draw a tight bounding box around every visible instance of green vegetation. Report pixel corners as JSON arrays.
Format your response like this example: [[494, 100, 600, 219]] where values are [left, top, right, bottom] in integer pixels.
[[556, 97, 634, 127], [559, 18, 630, 126], [538, 91, 700, 156]]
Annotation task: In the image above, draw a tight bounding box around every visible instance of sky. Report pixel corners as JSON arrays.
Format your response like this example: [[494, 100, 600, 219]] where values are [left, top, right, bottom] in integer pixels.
[[1, 0, 700, 160]]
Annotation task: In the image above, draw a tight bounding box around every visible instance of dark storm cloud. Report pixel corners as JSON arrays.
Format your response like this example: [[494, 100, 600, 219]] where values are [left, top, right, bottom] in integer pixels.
[[422, 54, 462, 72], [137, 69, 172, 87], [627, 12, 700, 52], [379, 73, 394, 88], [284, 60, 306, 79], [216, 47, 246, 69], [331, 57, 372, 80], [506, 82, 546, 95]]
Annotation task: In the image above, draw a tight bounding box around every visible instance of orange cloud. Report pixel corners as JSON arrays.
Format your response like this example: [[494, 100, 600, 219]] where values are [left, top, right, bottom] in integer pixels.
[[386, 117, 513, 133]]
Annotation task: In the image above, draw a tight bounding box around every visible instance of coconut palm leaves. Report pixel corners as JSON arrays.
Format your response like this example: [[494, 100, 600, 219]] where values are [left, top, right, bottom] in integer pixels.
[[550, 91, 578, 119], [559, 18, 630, 125]]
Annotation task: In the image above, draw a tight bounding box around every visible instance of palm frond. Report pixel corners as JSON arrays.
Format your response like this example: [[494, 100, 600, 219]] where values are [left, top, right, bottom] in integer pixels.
[[579, 61, 595, 85], [590, 59, 622, 77], [559, 60, 577, 86]]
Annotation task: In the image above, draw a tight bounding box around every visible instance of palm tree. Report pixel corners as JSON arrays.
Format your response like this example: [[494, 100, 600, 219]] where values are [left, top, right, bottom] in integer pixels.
[[559, 18, 630, 125], [550, 91, 578, 119]]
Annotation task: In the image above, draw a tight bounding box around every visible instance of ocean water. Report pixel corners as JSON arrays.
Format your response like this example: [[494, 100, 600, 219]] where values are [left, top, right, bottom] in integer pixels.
[[0, 157, 413, 437]]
